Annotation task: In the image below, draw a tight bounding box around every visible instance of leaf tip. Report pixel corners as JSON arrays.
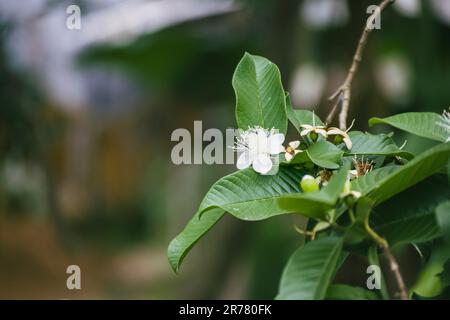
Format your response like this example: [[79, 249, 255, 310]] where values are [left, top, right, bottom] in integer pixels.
[[368, 117, 381, 127]]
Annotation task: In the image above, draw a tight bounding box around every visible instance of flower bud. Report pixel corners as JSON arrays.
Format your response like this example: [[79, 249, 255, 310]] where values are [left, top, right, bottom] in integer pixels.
[[300, 175, 320, 193]]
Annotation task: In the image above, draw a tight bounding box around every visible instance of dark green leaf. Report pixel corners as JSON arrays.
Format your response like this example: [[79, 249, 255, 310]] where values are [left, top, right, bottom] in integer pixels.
[[439, 259, 450, 288], [198, 166, 304, 221], [347, 131, 413, 159], [369, 112, 448, 143], [352, 142, 450, 205], [277, 236, 344, 300], [167, 208, 224, 273], [370, 175, 449, 246], [233, 53, 287, 133], [436, 200, 450, 243], [307, 140, 344, 169], [326, 284, 379, 300]]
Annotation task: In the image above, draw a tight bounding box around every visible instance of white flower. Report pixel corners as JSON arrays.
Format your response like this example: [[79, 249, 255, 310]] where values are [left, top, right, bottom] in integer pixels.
[[300, 124, 328, 138], [437, 108, 450, 142], [327, 119, 355, 150], [284, 140, 301, 161], [233, 127, 285, 174], [299, 111, 327, 139]]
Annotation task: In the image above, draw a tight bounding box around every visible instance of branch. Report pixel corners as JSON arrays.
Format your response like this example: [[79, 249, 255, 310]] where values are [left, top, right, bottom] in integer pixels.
[[325, 0, 395, 129], [364, 215, 408, 300], [382, 245, 409, 300]]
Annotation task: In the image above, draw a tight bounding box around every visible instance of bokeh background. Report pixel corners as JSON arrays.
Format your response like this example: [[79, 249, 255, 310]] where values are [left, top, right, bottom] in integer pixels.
[[0, 0, 449, 299]]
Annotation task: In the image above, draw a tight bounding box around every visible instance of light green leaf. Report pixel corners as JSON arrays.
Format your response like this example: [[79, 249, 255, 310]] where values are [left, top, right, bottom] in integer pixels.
[[167, 208, 224, 273], [326, 284, 379, 300], [276, 236, 344, 300], [278, 164, 349, 220], [347, 131, 413, 159], [369, 112, 448, 142], [307, 140, 344, 169], [233, 53, 287, 133], [412, 244, 450, 297], [352, 142, 450, 205], [286, 93, 323, 133], [436, 200, 450, 243], [198, 166, 305, 221]]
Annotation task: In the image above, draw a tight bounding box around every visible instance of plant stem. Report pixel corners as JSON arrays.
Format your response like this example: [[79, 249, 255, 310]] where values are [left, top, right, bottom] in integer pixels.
[[326, 0, 396, 129], [348, 207, 356, 223], [364, 215, 408, 300]]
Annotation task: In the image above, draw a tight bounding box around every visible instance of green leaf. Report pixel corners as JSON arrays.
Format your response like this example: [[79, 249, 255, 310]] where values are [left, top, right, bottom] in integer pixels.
[[167, 208, 224, 273], [351, 142, 450, 205], [307, 141, 344, 169], [278, 164, 349, 220], [276, 236, 344, 300], [436, 200, 450, 243], [233, 53, 287, 133], [439, 259, 450, 288], [287, 140, 343, 170], [326, 284, 379, 300], [370, 175, 449, 247], [369, 112, 448, 142], [412, 244, 450, 297], [286, 93, 323, 133], [347, 131, 413, 159], [198, 166, 305, 221], [351, 166, 400, 196], [343, 197, 374, 245]]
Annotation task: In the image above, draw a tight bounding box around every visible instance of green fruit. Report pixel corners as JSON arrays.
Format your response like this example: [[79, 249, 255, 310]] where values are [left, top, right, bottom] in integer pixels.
[[300, 175, 319, 193], [310, 131, 318, 142]]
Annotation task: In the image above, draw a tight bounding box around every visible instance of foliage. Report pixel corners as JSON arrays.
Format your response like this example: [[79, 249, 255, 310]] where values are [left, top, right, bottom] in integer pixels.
[[168, 53, 450, 299]]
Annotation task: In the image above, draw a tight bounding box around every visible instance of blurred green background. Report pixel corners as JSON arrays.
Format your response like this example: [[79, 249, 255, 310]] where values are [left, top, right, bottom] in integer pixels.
[[0, 0, 449, 299]]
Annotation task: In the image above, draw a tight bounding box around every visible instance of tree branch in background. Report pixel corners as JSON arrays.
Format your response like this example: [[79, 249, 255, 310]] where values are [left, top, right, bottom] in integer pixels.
[[325, 0, 396, 129]]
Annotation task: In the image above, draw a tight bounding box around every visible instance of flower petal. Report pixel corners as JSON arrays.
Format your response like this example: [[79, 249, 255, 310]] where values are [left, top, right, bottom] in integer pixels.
[[343, 137, 352, 150], [256, 131, 269, 154], [236, 151, 253, 170], [327, 128, 343, 135], [268, 133, 285, 154], [316, 129, 328, 138], [289, 140, 300, 149], [300, 124, 312, 130], [246, 132, 259, 152], [252, 154, 273, 174], [300, 129, 311, 136], [285, 152, 293, 161]]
